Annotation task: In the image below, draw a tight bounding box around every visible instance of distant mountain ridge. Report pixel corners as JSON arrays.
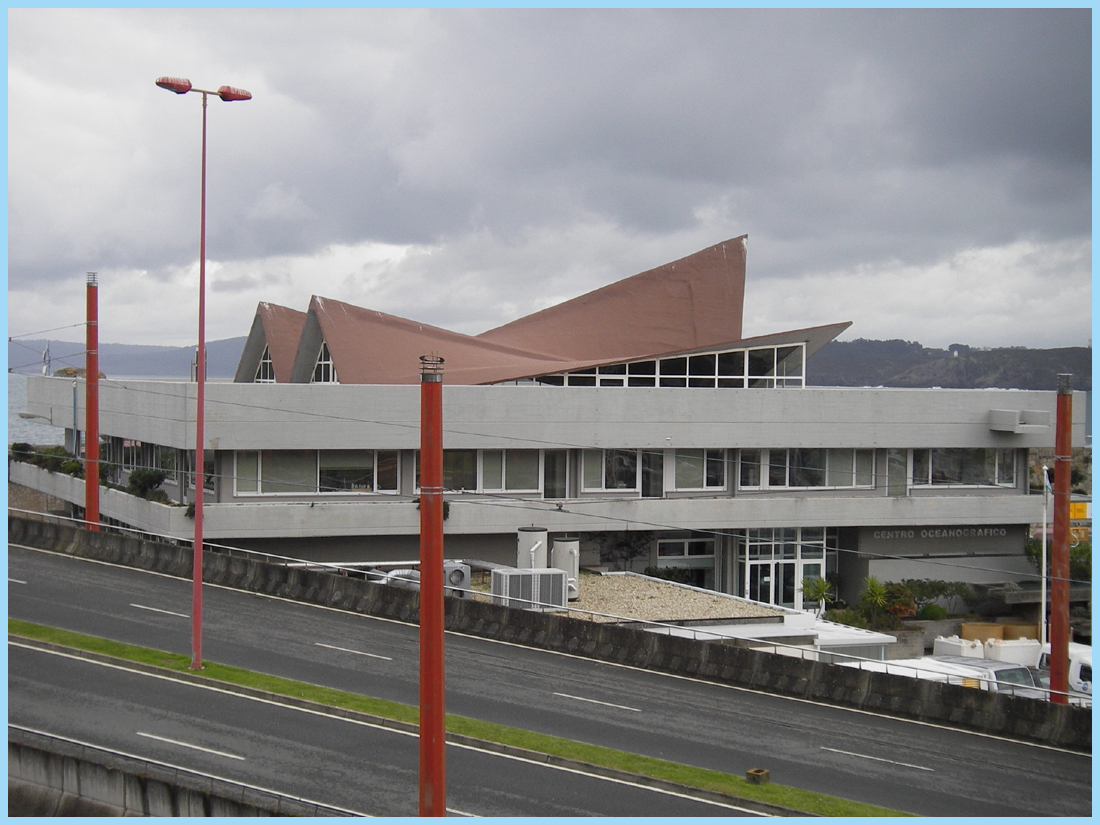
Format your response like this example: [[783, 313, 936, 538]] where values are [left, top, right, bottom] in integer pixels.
[[807, 339, 1092, 391], [7, 336, 1091, 391], [8, 338, 247, 379]]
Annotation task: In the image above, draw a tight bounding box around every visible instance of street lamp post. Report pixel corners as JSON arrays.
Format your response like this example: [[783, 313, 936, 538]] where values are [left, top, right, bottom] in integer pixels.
[[156, 77, 251, 670]]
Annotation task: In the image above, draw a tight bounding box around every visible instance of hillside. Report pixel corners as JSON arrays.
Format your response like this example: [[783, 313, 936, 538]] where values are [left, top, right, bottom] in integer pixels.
[[8, 337, 247, 379], [8, 335, 1091, 391], [807, 339, 1092, 391]]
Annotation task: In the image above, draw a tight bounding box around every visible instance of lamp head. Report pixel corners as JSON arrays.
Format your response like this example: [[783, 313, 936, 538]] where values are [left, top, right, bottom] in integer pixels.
[[217, 85, 252, 102], [156, 77, 192, 94]]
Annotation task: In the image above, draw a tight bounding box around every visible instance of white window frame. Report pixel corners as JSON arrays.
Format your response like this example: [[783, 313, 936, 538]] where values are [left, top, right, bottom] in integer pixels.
[[311, 341, 338, 384], [582, 449, 641, 492], [673, 449, 727, 491], [909, 448, 1017, 489], [255, 345, 275, 383], [737, 448, 875, 490], [479, 449, 543, 494], [235, 449, 399, 496]]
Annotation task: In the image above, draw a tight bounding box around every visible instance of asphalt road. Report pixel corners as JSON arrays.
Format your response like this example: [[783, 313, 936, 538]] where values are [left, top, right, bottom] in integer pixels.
[[9, 644, 756, 817], [8, 544, 1093, 816]]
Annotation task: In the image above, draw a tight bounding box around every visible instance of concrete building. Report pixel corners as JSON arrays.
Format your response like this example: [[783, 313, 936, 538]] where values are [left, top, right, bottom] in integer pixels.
[[15, 237, 1087, 610]]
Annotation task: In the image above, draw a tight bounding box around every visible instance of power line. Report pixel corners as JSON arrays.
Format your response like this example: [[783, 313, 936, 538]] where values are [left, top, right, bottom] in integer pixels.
[[9, 322, 86, 340]]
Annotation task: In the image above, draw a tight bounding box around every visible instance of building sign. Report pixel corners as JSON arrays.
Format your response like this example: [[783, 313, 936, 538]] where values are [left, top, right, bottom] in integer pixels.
[[1069, 501, 1091, 521], [859, 524, 1024, 557]]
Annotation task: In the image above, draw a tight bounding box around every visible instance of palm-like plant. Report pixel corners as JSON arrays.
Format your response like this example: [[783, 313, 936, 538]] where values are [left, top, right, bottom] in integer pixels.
[[801, 576, 834, 616], [860, 576, 889, 629]]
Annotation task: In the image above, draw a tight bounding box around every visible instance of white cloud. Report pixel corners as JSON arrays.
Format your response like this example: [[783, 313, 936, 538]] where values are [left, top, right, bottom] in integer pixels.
[[744, 238, 1092, 349]]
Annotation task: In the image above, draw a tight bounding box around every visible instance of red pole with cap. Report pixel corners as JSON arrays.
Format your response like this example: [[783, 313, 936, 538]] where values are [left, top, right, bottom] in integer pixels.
[[1049, 373, 1073, 703], [419, 355, 446, 816], [85, 272, 100, 530]]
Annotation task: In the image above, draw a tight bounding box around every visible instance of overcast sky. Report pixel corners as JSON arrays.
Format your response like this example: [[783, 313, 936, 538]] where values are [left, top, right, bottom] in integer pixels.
[[8, 8, 1092, 351]]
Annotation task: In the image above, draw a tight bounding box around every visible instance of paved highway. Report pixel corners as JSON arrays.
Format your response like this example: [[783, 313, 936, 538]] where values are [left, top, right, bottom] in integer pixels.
[[8, 544, 1092, 816], [9, 644, 755, 817]]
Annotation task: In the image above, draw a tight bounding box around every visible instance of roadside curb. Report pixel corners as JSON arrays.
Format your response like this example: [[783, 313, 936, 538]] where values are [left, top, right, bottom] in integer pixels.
[[10, 634, 815, 817]]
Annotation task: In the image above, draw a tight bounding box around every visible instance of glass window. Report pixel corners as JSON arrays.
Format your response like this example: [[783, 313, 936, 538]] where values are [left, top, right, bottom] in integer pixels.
[[769, 449, 788, 486], [918, 448, 1000, 486], [855, 450, 875, 486], [826, 449, 853, 487], [312, 341, 337, 384], [718, 350, 744, 376], [505, 449, 540, 490], [319, 450, 375, 491], [255, 345, 275, 383], [605, 449, 638, 489], [544, 450, 567, 499], [675, 449, 725, 490], [748, 348, 775, 377], [262, 450, 316, 494], [482, 450, 504, 490], [236, 451, 258, 493], [376, 451, 398, 491], [676, 449, 705, 489], [688, 540, 714, 556], [583, 450, 604, 489], [583, 449, 638, 490], [997, 449, 1016, 486], [705, 450, 725, 487], [789, 448, 826, 487], [887, 449, 908, 496], [442, 450, 478, 490], [740, 449, 761, 487]]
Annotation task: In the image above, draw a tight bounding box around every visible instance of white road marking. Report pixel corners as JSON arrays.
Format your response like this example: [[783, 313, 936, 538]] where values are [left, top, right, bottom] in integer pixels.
[[136, 731, 245, 760], [9, 578, 27, 584], [131, 603, 189, 618], [820, 746, 934, 772], [315, 642, 393, 661], [553, 692, 642, 712], [12, 644, 761, 815]]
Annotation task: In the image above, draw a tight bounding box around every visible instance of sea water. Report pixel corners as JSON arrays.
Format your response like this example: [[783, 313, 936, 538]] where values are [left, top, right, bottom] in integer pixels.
[[7, 373, 65, 446]]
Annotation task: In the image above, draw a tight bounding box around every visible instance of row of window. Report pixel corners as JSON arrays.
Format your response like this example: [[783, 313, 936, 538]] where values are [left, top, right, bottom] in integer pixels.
[[259, 340, 807, 388], [231, 447, 1019, 496], [533, 344, 805, 389]]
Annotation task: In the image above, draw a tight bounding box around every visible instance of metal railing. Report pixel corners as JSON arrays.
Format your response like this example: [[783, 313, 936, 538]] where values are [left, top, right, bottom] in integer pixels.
[[9, 507, 1087, 705]]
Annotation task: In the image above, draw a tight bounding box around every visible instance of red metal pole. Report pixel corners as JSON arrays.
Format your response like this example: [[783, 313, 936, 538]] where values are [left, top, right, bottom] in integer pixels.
[[419, 355, 446, 816], [190, 92, 208, 671], [1049, 373, 1073, 703], [85, 272, 100, 530]]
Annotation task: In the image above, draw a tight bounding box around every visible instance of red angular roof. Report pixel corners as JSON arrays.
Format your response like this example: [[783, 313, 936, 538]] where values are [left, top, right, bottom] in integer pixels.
[[235, 236, 850, 385]]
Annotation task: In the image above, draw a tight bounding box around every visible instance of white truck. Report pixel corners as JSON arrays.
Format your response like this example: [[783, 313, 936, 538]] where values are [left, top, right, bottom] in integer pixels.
[[837, 655, 1047, 699], [1036, 642, 1092, 705], [931, 635, 1091, 706]]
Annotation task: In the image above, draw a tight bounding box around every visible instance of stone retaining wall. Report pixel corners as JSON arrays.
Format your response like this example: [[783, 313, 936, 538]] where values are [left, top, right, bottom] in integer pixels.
[[8, 728, 354, 816], [9, 515, 1090, 753]]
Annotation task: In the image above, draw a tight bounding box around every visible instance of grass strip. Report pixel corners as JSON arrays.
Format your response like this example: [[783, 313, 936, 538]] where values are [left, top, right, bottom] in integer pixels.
[[10, 619, 909, 817]]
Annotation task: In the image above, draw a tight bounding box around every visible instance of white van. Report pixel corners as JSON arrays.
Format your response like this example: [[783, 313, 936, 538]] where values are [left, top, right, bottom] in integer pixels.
[[1037, 642, 1092, 704], [837, 656, 1046, 699]]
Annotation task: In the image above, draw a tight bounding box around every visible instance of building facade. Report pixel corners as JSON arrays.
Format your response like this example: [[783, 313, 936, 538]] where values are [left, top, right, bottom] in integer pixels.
[[17, 237, 1086, 610]]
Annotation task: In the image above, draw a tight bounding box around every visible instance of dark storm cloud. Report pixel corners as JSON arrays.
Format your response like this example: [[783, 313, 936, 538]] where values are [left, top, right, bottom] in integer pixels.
[[7, 8, 1090, 347]]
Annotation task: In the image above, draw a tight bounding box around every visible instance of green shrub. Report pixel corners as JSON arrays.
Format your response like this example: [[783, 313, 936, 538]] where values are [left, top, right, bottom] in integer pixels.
[[9, 442, 34, 463], [126, 468, 168, 499], [823, 607, 870, 630], [915, 603, 948, 621], [34, 446, 72, 473]]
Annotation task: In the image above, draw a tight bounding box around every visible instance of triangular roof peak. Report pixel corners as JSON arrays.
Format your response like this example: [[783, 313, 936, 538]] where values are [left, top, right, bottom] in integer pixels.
[[476, 236, 747, 362], [233, 302, 307, 383]]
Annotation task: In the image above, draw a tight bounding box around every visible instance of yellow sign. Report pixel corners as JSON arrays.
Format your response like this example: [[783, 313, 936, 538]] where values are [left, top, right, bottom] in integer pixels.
[[1069, 502, 1090, 520]]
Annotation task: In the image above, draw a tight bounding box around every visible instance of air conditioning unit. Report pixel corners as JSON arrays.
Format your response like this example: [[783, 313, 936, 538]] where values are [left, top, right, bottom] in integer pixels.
[[491, 567, 568, 611], [443, 561, 471, 598]]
